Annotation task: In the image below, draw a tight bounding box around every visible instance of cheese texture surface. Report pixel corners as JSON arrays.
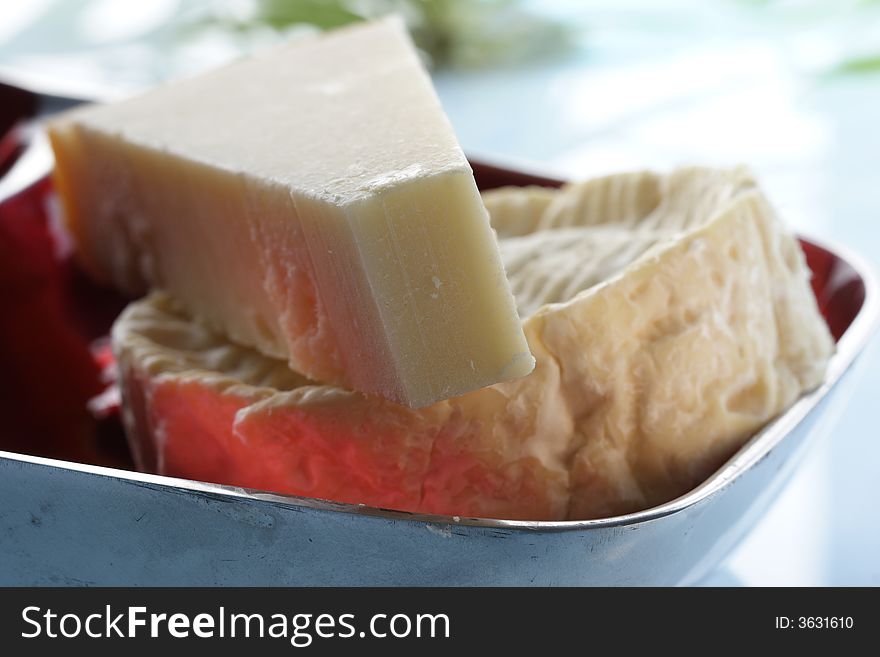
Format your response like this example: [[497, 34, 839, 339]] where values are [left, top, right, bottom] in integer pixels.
[[48, 18, 533, 408], [113, 168, 835, 520]]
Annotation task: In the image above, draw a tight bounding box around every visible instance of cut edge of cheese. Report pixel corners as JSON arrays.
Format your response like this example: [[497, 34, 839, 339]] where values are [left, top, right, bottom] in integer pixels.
[[49, 17, 534, 408]]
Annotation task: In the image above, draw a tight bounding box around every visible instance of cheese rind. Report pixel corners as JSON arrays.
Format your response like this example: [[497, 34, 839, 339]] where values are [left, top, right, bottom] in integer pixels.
[[483, 185, 559, 238], [114, 168, 834, 520], [49, 18, 533, 407]]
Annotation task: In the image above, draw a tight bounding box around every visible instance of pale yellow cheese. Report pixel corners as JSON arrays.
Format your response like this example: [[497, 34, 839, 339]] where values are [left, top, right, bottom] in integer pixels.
[[496, 167, 762, 315], [114, 168, 835, 520], [482, 185, 559, 238], [48, 18, 533, 408]]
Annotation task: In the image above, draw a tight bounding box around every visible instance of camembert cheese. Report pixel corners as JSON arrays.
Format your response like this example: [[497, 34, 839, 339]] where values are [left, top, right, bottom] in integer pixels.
[[113, 168, 835, 520]]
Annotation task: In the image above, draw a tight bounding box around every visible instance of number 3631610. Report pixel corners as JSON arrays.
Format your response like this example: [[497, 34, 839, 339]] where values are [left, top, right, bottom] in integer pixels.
[[775, 617, 854, 629]]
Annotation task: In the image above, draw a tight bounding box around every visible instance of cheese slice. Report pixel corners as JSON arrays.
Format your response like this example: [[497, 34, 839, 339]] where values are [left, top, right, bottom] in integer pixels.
[[113, 168, 834, 520], [48, 18, 533, 408]]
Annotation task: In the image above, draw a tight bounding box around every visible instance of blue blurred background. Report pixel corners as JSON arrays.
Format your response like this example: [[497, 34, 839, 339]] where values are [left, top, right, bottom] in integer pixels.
[[1, 0, 878, 585]]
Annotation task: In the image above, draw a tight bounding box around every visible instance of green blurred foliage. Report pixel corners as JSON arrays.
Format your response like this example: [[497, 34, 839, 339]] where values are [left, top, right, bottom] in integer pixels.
[[833, 54, 880, 75], [253, 0, 362, 31], [195, 0, 575, 70]]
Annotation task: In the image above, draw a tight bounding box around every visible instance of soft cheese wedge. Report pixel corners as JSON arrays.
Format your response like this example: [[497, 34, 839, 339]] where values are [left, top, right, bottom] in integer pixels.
[[113, 168, 834, 520], [48, 18, 533, 408]]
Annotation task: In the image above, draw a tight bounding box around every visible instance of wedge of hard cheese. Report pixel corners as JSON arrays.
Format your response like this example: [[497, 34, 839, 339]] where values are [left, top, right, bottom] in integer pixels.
[[114, 168, 834, 520], [48, 18, 533, 408]]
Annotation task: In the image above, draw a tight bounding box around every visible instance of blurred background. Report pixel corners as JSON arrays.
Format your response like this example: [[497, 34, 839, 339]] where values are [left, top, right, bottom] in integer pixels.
[[1, 0, 878, 585]]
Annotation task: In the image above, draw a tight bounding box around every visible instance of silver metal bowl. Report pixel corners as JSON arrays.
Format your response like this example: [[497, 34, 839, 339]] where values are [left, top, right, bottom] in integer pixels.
[[0, 155, 877, 585]]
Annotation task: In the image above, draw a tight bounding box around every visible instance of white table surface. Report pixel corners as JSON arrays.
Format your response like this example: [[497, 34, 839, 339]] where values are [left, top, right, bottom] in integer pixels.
[[2, 0, 877, 586]]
